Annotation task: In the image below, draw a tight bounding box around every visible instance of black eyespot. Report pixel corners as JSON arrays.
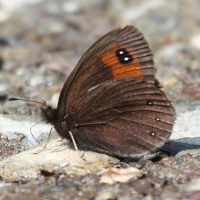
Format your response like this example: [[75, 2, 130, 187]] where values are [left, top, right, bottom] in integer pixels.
[[147, 101, 154, 106], [116, 48, 133, 64], [149, 132, 156, 137]]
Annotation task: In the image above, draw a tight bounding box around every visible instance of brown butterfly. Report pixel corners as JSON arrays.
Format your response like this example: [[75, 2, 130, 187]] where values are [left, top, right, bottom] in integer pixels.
[[13, 25, 176, 158]]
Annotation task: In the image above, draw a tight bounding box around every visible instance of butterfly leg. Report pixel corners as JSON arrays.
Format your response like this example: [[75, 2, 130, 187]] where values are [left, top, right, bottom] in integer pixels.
[[69, 131, 86, 161]]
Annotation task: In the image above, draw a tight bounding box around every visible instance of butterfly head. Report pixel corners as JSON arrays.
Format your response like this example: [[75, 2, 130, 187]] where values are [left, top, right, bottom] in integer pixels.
[[41, 106, 56, 125]]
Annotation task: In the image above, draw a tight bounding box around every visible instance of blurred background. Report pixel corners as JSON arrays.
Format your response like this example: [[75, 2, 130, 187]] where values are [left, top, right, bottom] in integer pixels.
[[1, 1, 200, 198], [0, 0, 200, 118]]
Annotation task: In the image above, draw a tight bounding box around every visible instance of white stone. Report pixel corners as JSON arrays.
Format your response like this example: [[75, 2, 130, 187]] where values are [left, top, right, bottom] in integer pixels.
[[0, 114, 51, 146], [63, 1, 80, 13], [0, 139, 118, 179], [190, 33, 200, 50], [171, 108, 200, 145]]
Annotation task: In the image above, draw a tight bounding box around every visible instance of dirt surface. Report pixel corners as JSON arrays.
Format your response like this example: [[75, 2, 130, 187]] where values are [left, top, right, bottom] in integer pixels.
[[1, 0, 200, 199]]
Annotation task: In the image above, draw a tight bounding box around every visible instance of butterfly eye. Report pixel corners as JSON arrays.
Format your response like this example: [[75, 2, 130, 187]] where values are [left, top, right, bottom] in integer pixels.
[[116, 48, 133, 64]]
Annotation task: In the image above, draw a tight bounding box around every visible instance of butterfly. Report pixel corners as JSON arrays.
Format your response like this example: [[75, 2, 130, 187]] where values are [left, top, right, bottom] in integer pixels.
[[39, 25, 175, 158]]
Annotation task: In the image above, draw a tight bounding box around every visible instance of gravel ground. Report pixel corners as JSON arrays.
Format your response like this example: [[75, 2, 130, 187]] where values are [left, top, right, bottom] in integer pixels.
[[0, 0, 200, 199]]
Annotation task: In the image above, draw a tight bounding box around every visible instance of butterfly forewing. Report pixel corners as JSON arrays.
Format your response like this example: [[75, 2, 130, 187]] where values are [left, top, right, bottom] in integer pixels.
[[57, 26, 155, 119]]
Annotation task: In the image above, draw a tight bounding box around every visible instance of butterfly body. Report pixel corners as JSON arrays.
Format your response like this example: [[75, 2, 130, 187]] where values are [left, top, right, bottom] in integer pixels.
[[42, 25, 175, 158]]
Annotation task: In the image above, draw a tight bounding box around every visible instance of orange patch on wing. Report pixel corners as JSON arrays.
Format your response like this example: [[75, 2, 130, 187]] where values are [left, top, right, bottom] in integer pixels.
[[101, 45, 143, 80]]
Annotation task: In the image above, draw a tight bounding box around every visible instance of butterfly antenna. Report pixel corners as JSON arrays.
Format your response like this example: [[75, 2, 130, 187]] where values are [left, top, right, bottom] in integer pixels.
[[69, 131, 86, 161], [9, 80, 49, 106], [9, 97, 46, 105], [25, 80, 49, 105]]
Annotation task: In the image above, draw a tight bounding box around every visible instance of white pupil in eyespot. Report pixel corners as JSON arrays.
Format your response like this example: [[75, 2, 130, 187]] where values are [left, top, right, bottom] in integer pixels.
[[150, 132, 155, 136], [124, 57, 129, 61], [119, 51, 124, 54]]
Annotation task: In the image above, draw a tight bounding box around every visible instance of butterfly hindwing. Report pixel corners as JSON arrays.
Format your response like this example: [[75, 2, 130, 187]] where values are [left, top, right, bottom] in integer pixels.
[[71, 79, 175, 157]]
